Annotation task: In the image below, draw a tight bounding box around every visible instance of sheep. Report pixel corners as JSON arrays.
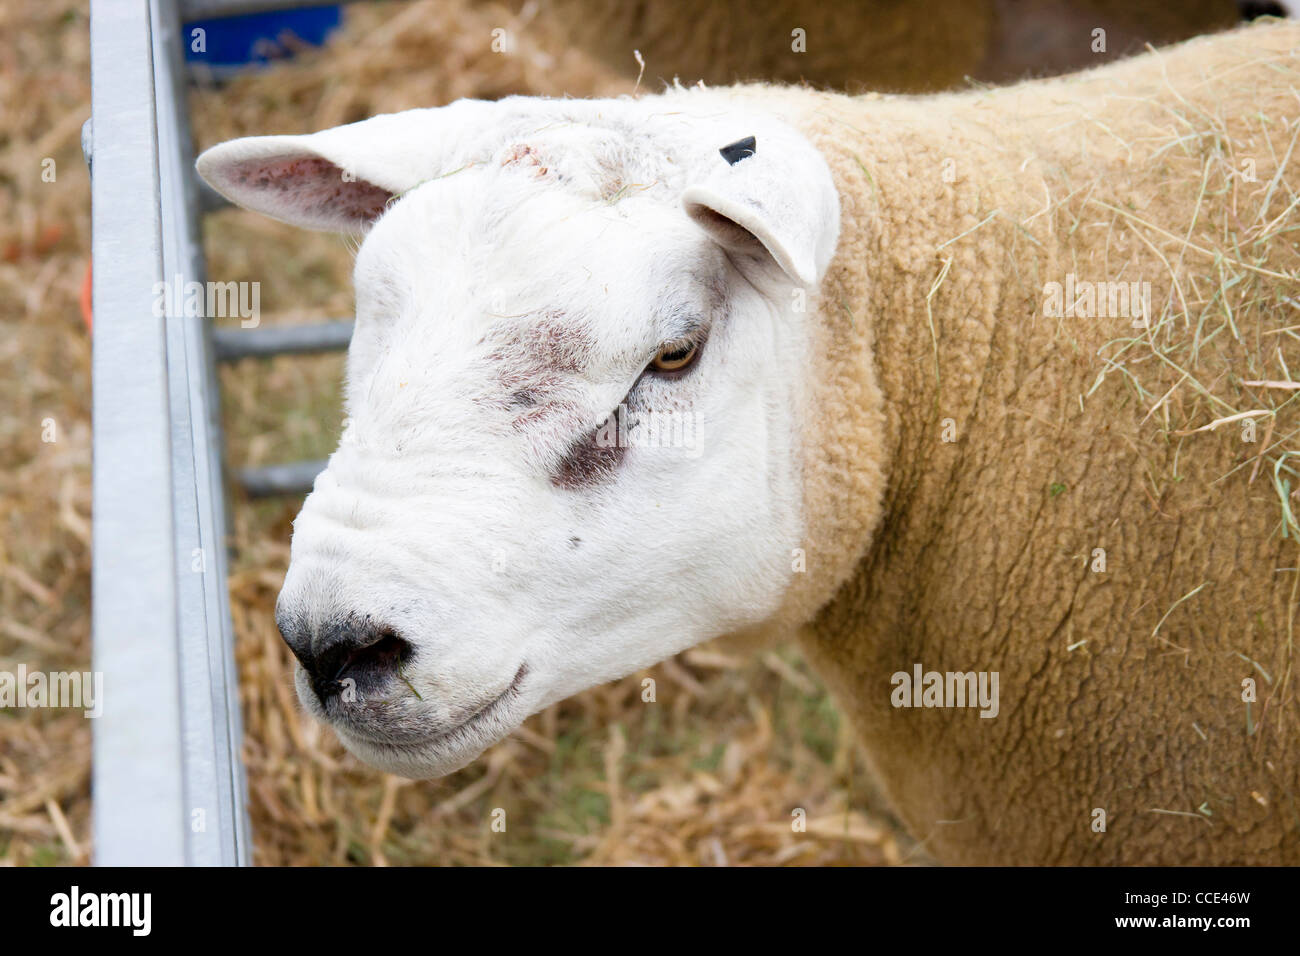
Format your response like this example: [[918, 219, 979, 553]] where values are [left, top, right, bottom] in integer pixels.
[[510, 0, 1247, 91], [197, 19, 1300, 865]]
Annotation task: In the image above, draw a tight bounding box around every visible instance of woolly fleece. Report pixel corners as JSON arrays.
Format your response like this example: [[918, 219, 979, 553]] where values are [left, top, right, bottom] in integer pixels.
[[735, 20, 1300, 865]]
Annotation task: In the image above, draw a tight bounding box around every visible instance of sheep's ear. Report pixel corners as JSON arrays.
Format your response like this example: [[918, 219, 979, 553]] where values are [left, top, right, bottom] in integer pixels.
[[682, 131, 840, 288], [196, 135, 392, 232], [195, 107, 477, 232]]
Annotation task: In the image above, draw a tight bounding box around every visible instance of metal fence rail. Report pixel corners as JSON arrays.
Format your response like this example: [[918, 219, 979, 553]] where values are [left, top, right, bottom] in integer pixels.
[[212, 319, 354, 360], [89, 0, 256, 866]]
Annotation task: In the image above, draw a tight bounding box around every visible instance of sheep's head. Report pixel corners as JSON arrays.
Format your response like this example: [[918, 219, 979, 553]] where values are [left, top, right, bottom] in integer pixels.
[[197, 94, 841, 777]]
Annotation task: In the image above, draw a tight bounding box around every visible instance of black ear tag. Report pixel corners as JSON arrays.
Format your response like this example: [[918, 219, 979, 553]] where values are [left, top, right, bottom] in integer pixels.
[[719, 136, 757, 166]]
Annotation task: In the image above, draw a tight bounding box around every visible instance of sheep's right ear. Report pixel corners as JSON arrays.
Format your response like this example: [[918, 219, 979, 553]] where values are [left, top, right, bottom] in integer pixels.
[[682, 126, 840, 288], [195, 106, 480, 232]]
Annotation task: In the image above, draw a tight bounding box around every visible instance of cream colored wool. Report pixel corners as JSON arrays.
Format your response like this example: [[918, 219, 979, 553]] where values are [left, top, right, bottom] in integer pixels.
[[734, 20, 1300, 864]]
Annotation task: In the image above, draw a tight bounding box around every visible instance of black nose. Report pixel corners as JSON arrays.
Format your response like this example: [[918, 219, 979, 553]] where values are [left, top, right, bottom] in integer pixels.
[[276, 613, 412, 702]]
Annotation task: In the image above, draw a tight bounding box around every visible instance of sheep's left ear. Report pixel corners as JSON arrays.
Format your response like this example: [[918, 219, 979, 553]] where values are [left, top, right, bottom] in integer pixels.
[[682, 127, 840, 288]]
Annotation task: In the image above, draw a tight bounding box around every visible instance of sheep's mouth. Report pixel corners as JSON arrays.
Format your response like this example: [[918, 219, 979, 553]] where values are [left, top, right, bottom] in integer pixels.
[[327, 662, 529, 752], [420, 662, 529, 746]]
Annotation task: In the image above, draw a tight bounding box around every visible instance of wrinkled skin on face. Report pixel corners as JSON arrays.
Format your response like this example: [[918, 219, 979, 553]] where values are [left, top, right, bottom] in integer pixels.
[[197, 94, 840, 776]]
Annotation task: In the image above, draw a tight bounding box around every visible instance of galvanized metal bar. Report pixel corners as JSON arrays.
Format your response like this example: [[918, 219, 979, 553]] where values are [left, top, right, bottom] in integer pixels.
[[151, 0, 251, 866], [213, 319, 355, 360], [197, 176, 231, 213], [90, 0, 250, 866], [238, 459, 328, 497], [89, 0, 187, 868]]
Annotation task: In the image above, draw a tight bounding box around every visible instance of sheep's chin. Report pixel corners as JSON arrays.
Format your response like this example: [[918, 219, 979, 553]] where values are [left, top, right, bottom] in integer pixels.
[[334, 725, 503, 779], [293, 663, 531, 779]]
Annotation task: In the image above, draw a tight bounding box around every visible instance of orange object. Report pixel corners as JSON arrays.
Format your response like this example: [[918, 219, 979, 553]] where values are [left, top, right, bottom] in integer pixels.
[[80, 258, 93, 332]]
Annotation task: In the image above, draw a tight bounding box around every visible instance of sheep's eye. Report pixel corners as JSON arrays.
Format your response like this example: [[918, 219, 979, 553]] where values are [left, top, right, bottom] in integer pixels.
[[650, 341, 699, 373]]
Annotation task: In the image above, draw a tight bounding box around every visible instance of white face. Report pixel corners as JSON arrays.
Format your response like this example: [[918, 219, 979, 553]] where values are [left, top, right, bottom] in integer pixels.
[[197, 95, 840, 777]]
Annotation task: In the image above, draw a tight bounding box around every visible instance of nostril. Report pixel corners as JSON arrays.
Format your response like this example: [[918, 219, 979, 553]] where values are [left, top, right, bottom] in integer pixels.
[[309, 624, 413, 701], [336, 629, 411, 684]]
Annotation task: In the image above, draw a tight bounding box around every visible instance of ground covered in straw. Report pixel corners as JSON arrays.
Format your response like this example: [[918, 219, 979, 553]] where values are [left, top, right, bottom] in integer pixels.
[[1, 0, 910, 866]]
